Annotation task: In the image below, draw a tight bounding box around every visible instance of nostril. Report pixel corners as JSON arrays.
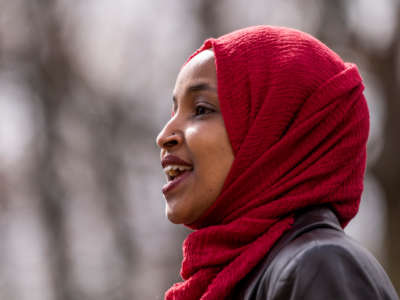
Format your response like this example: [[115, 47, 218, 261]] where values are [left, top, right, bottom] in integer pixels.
[[158, 131, 180, 149], [164, 140, 178, 148]]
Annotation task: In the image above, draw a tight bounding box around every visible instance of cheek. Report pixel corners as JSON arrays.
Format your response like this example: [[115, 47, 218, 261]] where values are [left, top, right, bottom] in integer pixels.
[[186, 120, 234, 187], [186, 126, 198, 137]]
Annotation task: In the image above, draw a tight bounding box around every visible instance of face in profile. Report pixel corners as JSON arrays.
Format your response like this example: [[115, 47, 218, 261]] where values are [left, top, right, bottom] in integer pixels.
[[156, 50, 234, 224]]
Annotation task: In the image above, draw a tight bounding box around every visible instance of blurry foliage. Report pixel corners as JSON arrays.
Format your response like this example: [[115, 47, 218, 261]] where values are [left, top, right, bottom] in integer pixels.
[[0, 0, 399, 299]]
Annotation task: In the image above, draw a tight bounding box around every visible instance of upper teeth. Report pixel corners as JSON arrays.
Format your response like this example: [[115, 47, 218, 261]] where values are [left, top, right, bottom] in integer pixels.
[[164, 165, 192, 176]]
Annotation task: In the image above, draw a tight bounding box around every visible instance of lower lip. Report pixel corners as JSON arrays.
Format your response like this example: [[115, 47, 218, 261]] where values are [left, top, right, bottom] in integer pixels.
[[162, 171, 192, 195]]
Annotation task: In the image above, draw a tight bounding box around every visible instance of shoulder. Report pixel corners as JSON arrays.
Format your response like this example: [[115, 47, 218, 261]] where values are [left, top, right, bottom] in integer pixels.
[[264, 227, 397, 300], [235, 207, 399, 300], [256, 225, 399, 300], [274, 224, 381, 279]]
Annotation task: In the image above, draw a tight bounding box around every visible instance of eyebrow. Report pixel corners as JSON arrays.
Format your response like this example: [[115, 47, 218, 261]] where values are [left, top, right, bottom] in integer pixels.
[[187, 82, 217, 93], [172, 82, 217, 105]]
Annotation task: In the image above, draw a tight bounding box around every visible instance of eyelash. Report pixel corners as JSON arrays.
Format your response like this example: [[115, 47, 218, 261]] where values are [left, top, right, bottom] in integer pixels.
[[194, 105, 214, 116]]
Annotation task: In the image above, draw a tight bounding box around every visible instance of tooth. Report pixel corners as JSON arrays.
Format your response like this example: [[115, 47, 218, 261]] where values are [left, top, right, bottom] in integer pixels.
[[164, 164, 193, 177], [169, 169, 179, 176]]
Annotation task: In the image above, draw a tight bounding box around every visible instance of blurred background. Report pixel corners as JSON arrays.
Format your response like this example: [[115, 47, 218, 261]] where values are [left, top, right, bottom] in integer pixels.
[[0, 0, 399, 299]]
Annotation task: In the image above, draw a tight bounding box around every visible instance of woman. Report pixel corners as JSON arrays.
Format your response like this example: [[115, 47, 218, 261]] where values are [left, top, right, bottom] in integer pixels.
[[156, 26, 399, 300]]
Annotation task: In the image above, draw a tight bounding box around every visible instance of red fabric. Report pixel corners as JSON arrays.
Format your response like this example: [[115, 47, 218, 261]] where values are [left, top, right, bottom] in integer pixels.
[[165, 26, 369, 300]]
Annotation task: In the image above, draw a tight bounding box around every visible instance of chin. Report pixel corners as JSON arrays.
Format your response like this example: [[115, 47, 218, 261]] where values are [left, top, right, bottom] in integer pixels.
[[166, 214, 183, 224], [165, 205, 196, 225]]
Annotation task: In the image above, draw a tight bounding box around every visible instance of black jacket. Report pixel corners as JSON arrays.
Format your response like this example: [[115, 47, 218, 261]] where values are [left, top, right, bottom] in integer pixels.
[[232, 206, 399, 300]]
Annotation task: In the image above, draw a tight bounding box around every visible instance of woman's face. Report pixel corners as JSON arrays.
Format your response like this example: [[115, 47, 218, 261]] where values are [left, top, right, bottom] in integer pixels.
[[156, 50, 234, 224]]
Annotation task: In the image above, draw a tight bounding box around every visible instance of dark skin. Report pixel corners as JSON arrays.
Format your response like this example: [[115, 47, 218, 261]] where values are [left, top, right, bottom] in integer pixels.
[[156, 50, 234, 224]]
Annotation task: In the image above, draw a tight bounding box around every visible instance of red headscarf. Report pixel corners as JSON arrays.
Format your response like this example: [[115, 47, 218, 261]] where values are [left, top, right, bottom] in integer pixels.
[[165, 26, 369, 300]]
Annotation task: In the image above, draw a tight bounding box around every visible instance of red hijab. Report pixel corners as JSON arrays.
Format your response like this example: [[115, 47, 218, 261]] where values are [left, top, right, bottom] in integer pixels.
[[165, 26, 369, 300]]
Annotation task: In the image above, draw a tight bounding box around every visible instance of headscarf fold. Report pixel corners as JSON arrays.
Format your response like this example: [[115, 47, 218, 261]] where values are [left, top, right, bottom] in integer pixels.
[[165, 26, 369, 300]]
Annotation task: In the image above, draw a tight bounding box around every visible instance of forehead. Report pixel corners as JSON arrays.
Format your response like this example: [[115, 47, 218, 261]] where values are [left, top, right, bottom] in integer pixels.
[[174, 50, 217, 96]]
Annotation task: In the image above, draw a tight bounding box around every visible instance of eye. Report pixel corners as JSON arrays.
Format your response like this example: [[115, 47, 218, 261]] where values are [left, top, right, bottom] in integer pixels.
[[195, 105, 214, 116]]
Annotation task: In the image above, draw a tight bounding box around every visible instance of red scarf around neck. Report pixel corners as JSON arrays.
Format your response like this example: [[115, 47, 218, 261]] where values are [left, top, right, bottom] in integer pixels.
[[165, 26, 369, 300]]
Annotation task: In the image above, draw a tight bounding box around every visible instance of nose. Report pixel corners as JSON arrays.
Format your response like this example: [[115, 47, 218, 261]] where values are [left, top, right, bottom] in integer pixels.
[[156, 117, 183, 150]]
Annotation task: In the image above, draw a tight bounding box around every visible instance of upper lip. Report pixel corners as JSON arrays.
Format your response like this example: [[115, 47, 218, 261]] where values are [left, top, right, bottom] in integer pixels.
[[161, 155, 193, 168]]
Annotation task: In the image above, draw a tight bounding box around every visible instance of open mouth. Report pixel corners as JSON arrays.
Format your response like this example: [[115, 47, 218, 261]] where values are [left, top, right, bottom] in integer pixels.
[[164, 165, 193, 182], [161, 155, 194, 195]]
